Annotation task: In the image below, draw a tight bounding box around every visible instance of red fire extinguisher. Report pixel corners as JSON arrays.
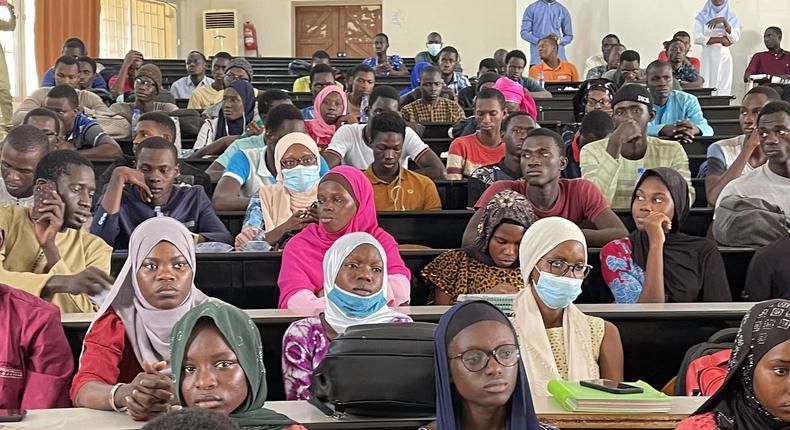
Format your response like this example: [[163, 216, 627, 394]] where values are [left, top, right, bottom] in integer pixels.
[[243, 22, 259, 56]]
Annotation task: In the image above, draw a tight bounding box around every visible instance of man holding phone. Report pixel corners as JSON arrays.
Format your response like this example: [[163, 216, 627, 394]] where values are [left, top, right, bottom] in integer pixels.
[[0, 0, 15, 130], [0, 149, 113, 313]]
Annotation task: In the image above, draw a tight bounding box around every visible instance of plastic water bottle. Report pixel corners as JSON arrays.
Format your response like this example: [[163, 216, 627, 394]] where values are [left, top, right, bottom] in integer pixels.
[[131, 108, 141, 135], [359, 95, 370, 123], [538, 70, 545, 89]]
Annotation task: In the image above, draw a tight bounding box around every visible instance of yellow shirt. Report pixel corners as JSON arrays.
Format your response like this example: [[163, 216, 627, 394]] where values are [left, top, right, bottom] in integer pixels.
[[292, 76, 345, 93], [529, 60, 580, 82], [0, 206, 110, 312], [188, 84, 223, 109], [364, 166, 442, 211]]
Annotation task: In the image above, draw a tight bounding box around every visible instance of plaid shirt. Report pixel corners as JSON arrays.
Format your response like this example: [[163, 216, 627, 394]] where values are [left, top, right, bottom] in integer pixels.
[[672, 62, 700, 83], [445, 72, 471, 95], [400, 98, 465, 123]]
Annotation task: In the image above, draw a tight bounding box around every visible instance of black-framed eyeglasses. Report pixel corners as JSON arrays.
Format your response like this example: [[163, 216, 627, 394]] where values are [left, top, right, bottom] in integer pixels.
[[134, 78, 156, 89], [586, 96, 612, 107], [540, 258, 592, 279], [224, 72, 250, 83], [449, 344, 520, 372], [281, 155, 318, 170]]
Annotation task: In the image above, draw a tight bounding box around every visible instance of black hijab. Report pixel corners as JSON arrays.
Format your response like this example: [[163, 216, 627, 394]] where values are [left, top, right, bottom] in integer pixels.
[[693, 299, 790, 430], [463, 190, 536, 267], [572, 78, 618, 122], [629, 168, 729, 302], [216, 80, 256, 139]]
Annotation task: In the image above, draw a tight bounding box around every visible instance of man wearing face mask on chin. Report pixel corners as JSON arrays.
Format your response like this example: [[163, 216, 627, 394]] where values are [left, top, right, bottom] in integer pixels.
[[510, 217, 624, 396], [414, 32, 463, 73]]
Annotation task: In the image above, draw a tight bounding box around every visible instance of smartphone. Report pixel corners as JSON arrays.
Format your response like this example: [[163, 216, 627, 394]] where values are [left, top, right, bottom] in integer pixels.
[[580, 379, 644, 395], [0, 409, 26, 422], [31, 180, 57, 221]]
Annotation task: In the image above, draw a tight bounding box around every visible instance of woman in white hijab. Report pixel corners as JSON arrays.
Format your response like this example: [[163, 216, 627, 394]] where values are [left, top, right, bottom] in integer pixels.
[[71, 217, 208, 421], [512, 217, 623, 396], [693, 0, 741, 96]]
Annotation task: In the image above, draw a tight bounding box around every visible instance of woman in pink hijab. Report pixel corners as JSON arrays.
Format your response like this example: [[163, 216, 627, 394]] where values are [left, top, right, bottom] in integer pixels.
[[277, 165, 411, 309], [305, 85, 350, 151], [492, 76, 538, 120]]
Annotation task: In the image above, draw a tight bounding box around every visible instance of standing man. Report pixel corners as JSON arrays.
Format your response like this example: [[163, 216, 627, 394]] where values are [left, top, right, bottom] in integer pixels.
[[520, 0, 573, 66], [744, 27, 790, 82], [169, 51, 213, 99], [0, 2, 15, 130]]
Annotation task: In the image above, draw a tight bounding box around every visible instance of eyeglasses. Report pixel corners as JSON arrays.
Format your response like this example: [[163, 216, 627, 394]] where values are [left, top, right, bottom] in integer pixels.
[[281, 155, 318, 170], [540, 258, 592, 279], [224, 73, 250, 83], [134, 78, 156, 89], [449, 344, 520, 372], [586, 96, 612, 108]]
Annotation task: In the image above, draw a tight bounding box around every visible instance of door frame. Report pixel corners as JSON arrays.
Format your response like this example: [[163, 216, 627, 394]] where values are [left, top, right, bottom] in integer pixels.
[[291, 0, 382, 57]]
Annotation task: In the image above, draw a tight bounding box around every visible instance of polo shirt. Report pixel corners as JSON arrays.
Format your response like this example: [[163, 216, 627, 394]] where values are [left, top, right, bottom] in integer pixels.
[[447, 133, 505, 180], [364, 166, 442, 211], [746, 50, 790, 77], [528, 60, 579, 82], [326, 123, 429, 170]]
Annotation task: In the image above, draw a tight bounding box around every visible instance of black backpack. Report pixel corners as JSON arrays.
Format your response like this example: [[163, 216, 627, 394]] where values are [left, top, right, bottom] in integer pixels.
[[674, 328, 738, 396], [309, 322, 437, 417]]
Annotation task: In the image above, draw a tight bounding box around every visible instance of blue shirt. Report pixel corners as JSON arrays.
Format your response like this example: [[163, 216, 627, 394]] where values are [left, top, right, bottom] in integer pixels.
[[520, 0, 573, 65], [648, 90, 714, 137], [225, 147, 330, 188], [300, 106, 315, 120], [69, 113, 107, 150], [41, 68, 108, 90], [362, 55, 406, 76]]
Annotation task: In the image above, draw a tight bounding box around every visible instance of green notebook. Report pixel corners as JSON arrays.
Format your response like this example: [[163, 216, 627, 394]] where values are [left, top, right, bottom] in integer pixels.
[[547, 380, 672, 413]]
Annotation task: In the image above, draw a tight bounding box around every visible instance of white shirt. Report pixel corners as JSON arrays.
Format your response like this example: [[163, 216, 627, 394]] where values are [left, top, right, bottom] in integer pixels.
[[716, 164, 790, 214], [326, 123, 430, 169], [169, 75, 214, 99], [0, 178, 33, 207]]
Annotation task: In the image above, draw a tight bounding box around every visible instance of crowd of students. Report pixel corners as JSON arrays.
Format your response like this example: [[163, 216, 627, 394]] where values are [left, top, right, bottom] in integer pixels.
[[3, 0, 790, 427]]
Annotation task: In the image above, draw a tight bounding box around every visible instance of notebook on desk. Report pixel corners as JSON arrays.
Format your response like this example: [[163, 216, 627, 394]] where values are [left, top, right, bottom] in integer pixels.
[[548, 380, 672, 413], [457, 294, 516, 313]]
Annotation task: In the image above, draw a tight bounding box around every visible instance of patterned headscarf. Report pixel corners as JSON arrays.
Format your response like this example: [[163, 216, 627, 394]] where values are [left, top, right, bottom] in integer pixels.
[[464, 190, 536, 267]]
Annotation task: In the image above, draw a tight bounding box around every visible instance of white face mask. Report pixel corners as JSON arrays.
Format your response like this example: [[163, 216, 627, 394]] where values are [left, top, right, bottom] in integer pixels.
[[426, 43, 442, 57]]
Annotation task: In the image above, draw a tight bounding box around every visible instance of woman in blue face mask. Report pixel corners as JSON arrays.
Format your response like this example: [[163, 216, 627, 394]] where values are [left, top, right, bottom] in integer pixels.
[[280, 232, 412, 400], [236, 132, 323, 249], [511, 217, 624, 396]]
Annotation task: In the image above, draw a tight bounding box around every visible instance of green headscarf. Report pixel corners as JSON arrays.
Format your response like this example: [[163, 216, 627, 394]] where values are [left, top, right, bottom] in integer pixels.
[[170, 300, 294, 429]]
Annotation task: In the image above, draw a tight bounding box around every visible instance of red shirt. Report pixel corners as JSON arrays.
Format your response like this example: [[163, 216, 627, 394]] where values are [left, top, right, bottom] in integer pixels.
[[746, 50, 790, 77], [447, 133, 505, 177], [108, 75, 134, 94], [657, 51, 701, 70], [70, 307, 143, 403], [676, 412, 716, 430], [0, 284, 73, 409], [474, 178, 610, 224]]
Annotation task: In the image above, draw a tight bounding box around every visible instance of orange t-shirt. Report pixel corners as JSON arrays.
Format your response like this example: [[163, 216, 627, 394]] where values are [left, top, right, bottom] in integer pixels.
[[529, 60, 580, 82]]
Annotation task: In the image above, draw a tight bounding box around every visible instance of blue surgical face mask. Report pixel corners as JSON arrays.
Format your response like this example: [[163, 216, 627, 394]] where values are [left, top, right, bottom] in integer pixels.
[[533, 270, 583, 309], [426, 43, 442, 57], [281, 165, 320, 193], [328, 285, 386, 319]]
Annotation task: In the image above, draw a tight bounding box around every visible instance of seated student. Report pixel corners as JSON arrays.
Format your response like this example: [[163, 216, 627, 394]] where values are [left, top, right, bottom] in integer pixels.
[[304, 85, 352, 151], [212, 105, 315, 211], [437, 46, 470, 96], [658, 30, 702, 70], [43, 85, 124, 158], [584, 34, 622, 78], [188, 52, 232, 110], [561, 78, 617, 151], [704, 86, 779, 204], [716, 101, 790, 214], [398, 62, 456, 107], [422, 300, 559, 430], [326, 85, 446, 180], [170, 301, 303, 429], [511, 217, 624, 396], [346, 64, 375, 118], [71, 217, 209, 421], [92, 137, 232, 250], [664, 38, 704, 88], [278, 166, 411, 309], [364, 111, 441, 211], [294, 50, 331, 93], [528, 37, 580, 83], [602, 50, 643, 87], [142, 408, 243, 430], [299, 64, 337, 120], [362, 33, 409, 77], [108, 49, 144, 99], [109, 64, 179, 128], [169, 51, 213, 100], [447, 88, 507, 180], [96, 112, 210, 193], [77, 57, 113, 106], [457, 59, 500, 109], [200, 58, 257, 120], [400, 66, 465, 123], [282, 232, 412, 400], [585, 43, 625, 80], [646, 60, 713, 141], [423, 190, 535, 305], [414, 31, 463, 73], [492, 76, 538, 120], [468, 111, 536, 206], [235, 132, 322, 249], [466, 128, 628, 248], [0, 125, 50, 207], [193, 80, 256, 154], [22, 107, 67, 151], [744, 26, 790, 82], [41, 38, 107, 90], [581, 84, 693, 208], [0, 150, 112, 313], [0, 280, 73, 409], [600, 168, 731, 303], [677, 299, 790, 430], [745, 236, 790, 300], [564, 110, 614, 179], [504, 49, 552, 98]]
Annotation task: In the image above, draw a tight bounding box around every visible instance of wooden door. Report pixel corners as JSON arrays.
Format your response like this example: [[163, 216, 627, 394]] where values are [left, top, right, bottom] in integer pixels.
[[295, 4, 381, 58]]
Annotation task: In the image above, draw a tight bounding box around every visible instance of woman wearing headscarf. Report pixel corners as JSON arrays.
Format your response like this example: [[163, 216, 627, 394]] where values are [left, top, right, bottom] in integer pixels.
[[677, 299, 790, 430], [419, 300, 557, 430], [71, 217, 209, 421], [600, 167, 731, 304], [694, 0, 741, 96], [109, 64, 179, 133], [512, 217, 623, 397], [422, 190, 536, 305], [562, 78, 617, 178], [277, 165, 411, 309], [235, 132, 323, 249], [171, 300, 304, 430], [492, 76, 538, 120], [304, 85, 349, 151], [193, 80, 256, 151], [281, 232, 411, 400]]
